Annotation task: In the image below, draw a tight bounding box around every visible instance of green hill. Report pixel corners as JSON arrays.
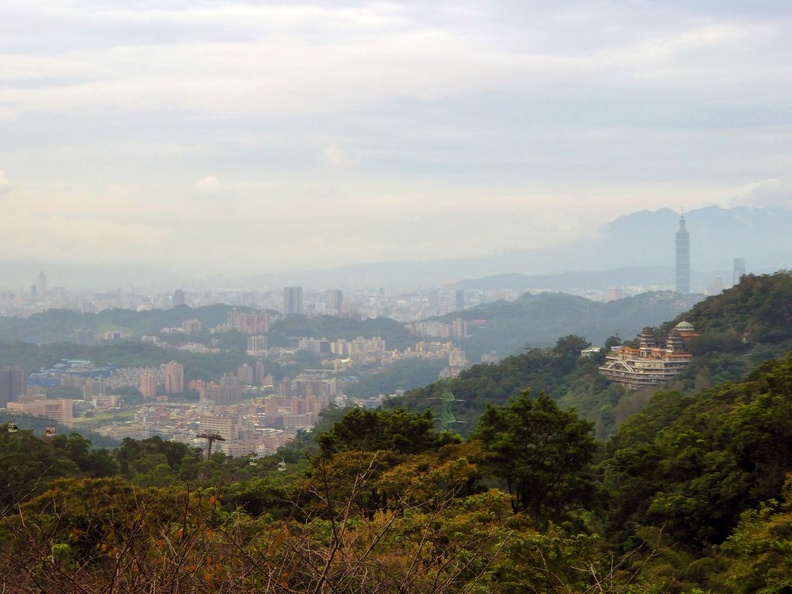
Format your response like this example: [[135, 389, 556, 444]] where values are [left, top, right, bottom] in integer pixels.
[[600, 351, 792, 550], [403, 272, 792, 439], [443, 290, 703, 360], [0, 304, 234, 343]]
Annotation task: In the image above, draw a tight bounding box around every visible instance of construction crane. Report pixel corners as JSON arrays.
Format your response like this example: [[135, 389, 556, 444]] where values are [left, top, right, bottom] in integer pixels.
[[196, 432, 226, 460]]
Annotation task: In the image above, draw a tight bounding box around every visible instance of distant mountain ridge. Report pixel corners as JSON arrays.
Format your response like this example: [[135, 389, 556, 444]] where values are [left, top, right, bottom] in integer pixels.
[[251, 205, 791, 288], [0, 205, 787, 291]]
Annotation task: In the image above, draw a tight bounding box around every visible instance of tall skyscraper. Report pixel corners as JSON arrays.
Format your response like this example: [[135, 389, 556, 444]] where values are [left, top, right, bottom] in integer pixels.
[[325, 289, 343, 314], [455, 289, 465, 311], [172, 288, 186, 307], [37, 271, 47, 297], [675, 213, 690, 294], [284, 286, 303, 315], [0, 368, 26, 408], [733, 258, 746, 287]]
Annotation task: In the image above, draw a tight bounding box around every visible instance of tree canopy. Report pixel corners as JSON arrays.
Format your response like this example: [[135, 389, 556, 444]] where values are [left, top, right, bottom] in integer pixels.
[[473, 390, 597, 523], [316, 407, 458, 456]]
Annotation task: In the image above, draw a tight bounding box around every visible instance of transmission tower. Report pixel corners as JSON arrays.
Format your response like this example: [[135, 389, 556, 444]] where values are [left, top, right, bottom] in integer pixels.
[[434, 379, 462, 433]]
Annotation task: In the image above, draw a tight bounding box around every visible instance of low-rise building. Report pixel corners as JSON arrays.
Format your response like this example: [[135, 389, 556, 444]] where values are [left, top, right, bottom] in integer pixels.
[[8, 397, 74, 427]]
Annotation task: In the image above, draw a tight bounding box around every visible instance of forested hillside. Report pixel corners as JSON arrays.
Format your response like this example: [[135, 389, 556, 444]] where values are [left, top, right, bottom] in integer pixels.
[[406, 272, 792, 438], [0, 305, 417, 351], [0, 340, 269, 383], [3, 349, 792, 591], [443, 290, 702, 360], [0, 304, 233, 343], [401, 334, 626, 438], [665, 271, 792, 392]]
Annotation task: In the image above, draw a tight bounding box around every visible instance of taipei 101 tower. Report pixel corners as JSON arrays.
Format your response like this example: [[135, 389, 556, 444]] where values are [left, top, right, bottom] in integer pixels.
[[675, 212, 690, 294]]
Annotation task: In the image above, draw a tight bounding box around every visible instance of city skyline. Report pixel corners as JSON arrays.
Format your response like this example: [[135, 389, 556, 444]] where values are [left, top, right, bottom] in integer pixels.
[[1, 1, 791, 275]]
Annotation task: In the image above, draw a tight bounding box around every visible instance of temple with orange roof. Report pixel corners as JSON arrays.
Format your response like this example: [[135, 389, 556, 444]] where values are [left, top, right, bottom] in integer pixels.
[[598, 321, 698, 389]]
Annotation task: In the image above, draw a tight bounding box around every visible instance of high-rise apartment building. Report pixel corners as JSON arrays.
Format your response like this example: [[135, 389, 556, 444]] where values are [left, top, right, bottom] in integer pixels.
[[284, 286, 303, 315], [254, 360, 266, 386], [325, 289, 343, 314], [455, 289, 465, 310], [278, 378, 292, 399], [172, 289, 186, 307], [75, 329, 97, 345], [201, 374, 243, 406], [228, 310, 270, 334], [181, 319, 202, 333], [139, 370, 157, 400], [164, 361, 184, 394], [198, 414, 238, 442], [0, 368, 26, 408], [37, 271, 47, 297], [675, 214, 690, 294], [237, 363, 255, 386], [247, 335, 268, 353]]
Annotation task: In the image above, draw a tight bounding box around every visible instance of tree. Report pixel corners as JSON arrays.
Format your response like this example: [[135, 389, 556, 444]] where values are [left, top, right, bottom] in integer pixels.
[[723, 475, 792, 594], [316, 407, 458, 457], [473, 390, 597, 524], [551, 334, 590, 358]]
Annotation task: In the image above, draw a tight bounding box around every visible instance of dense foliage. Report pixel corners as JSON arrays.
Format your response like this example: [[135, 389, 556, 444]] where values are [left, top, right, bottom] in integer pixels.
[[3, 350, 792, 591], [602, 353, 792, 549], [662, 272, 792, 391], [343, 358, 446, 398], [267, 313, 417, 351], [2, 273, 792, 591], [0, 304, 233, 343], [402, 334, 626, 438], [473, 390, 597, 523]]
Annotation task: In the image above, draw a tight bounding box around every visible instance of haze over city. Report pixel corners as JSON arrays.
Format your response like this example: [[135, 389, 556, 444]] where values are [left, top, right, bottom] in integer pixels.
[[1, 1, 791, 277]]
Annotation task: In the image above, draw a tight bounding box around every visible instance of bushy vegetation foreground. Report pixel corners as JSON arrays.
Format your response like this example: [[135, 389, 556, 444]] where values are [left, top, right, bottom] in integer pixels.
[[2, 350, 792, 592]]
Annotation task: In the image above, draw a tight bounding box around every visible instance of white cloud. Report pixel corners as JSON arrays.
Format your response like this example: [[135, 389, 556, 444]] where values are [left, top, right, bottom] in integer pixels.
[[1, 3, 781, 122], [323, 143, 360, 169], [193, 175, 221, 194], [732, 179, 792, 208], [0, 170, 8, 193]]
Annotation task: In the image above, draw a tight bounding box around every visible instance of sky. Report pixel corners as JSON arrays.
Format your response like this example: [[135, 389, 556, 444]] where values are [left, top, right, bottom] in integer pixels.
[[1, 0, 791, 276]]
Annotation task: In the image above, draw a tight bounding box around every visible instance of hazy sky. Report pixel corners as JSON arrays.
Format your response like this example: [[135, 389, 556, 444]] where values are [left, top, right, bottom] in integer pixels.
[[1, 1, 791, 275]]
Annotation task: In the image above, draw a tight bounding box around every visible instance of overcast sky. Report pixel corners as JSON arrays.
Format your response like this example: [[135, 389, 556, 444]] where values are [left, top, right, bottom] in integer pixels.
[[1, 0, 790, 275]]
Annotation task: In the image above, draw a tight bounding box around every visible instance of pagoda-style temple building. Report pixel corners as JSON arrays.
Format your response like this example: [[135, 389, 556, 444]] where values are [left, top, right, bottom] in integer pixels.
[[598, 321, 697, 389]]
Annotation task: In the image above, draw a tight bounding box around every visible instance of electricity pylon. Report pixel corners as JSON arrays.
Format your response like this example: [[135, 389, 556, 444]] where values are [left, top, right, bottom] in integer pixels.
[[433, 379, 462, 433]]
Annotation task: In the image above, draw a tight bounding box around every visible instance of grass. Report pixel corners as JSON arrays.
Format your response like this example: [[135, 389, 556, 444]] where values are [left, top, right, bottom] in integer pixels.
[[73, 409, 137, 427]]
